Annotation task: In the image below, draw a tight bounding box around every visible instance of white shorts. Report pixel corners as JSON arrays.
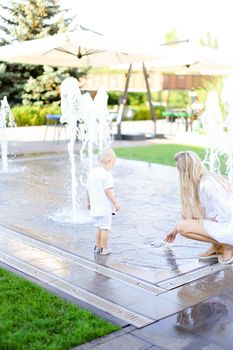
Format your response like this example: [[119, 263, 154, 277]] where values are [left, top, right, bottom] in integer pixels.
[[93, 214, 112, 230]]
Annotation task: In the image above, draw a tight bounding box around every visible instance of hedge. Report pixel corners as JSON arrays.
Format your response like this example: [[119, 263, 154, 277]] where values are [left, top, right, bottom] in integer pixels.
[[130, 105, 165, 121], [11, 104, 165, 126], [12, 105, 61, 126]]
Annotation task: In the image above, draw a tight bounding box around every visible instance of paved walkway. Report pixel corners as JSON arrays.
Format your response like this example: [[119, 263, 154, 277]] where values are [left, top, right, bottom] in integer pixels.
[[1, 124, 233, 349]]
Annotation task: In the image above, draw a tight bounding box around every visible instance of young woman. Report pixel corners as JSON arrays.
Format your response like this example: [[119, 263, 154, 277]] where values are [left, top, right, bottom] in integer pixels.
[[165, 151, 233, 264]]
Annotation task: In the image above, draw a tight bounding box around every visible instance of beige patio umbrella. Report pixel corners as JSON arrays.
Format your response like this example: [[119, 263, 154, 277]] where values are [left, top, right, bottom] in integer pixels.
[[0, 28, 158, 67], [143, 44, 233, 74], [0, 27, 163, 138]]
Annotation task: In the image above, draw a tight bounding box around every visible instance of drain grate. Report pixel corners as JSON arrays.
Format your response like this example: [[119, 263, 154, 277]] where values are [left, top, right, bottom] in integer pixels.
[[50, 279, 154, 328], [157, 263, 229, 290], [1, 225, 228, 295], [0, 252, 154, 328], [0, 226, 164, 295]]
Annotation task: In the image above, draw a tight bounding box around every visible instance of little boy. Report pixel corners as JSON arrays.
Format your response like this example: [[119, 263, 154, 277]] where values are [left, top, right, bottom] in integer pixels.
[[87, 148, 120, 255]]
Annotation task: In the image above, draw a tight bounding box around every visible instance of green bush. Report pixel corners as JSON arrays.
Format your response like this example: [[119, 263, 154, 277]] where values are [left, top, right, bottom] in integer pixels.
[[108, 91, 157, 106], [11, 103, 165, 127], [12, 105, 61, 126], [167, 90, 190, 108], [108, 91, 149, 106], [132, 105, 165, 120], [108, 91, 121, 105], [154, 105, 166, 118], [127, 92, 147, 106]]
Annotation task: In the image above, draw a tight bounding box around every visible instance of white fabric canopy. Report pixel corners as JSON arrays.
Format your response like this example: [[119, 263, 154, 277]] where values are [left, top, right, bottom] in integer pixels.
[[1, 31, 233, 74], [144, 44, 233, 74], [0, 29, 159, 67], [111, 43, 233, 75]]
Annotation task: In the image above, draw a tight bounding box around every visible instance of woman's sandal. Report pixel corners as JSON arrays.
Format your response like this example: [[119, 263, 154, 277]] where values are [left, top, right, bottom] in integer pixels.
[[199, 244, 223, 259], [218, 246, 233, 264]]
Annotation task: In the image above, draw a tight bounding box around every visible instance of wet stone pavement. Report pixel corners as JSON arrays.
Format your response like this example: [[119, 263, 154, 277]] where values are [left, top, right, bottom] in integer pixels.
[[0, 155, 209, 280], [1, 154, 233, 348]]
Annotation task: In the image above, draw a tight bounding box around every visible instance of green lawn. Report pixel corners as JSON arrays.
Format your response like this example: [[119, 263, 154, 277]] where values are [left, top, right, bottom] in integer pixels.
[[114, 144, 206, 167], [0, 267, 119, 350], [114, 143, 228, 175]]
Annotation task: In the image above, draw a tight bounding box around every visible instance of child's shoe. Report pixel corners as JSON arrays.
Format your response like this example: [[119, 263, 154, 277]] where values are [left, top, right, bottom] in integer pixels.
[[100, 248, 112, 255], [93, 245, 101, 254]]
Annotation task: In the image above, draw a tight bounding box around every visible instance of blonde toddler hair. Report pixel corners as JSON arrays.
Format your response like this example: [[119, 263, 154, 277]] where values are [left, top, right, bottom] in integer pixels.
[[98, 148, 117, 164]]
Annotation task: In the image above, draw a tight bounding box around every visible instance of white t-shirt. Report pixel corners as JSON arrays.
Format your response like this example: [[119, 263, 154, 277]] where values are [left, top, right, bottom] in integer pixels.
[[87, 167, 114, 217]]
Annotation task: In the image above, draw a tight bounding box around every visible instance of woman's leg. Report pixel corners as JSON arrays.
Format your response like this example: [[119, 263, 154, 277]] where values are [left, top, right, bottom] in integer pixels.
[[170, 219, 233, 263], [184, 232, 219, 244], [185, 230, 233, 262], [177, 219, 222, 242], [218, 245, 233, 264], [176, 219, 223, 256]]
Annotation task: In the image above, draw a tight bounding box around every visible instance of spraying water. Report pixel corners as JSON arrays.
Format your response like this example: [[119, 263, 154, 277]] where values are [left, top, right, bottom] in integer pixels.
[[221, 76, 233, 183], [201, 91, 224, 174], [94, 86, 112, 152], [201, 76, 233, 183], [58, 78, 111, 223], [60, 77, 81, 222], [79, 92, 98, 173], [79, 86, 111, 174], [0, 96, 15, 173]]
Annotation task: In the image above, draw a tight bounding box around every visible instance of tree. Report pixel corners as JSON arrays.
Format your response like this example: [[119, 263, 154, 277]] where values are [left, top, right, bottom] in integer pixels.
[[0, 61, 43, 105], [0, 0, 85, 106], [200, 32, 219, 49], [0, 0, 69, 43], [164, 28, 179, 45], [22, 66, 87, 105]]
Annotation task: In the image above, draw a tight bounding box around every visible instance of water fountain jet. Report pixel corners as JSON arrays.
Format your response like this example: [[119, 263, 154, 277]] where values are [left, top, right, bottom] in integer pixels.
[[0, 96, 15, 173], [60, 77, 82, 222], [54, 78, 112, 224], [202, 76, 233, 183]]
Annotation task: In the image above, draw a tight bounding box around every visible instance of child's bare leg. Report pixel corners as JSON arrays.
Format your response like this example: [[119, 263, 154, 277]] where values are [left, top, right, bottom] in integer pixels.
[[95, 228, 101, 248], [100, 229, 109, 249]]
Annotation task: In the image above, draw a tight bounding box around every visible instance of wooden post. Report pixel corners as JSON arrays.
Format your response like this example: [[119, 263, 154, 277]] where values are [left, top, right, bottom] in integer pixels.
[[142, 63, 156, 137], [116, 64, 132, 139]]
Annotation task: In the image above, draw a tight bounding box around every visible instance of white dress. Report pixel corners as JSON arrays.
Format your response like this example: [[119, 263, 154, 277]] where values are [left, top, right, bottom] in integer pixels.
[[199, 175, 233, 245]]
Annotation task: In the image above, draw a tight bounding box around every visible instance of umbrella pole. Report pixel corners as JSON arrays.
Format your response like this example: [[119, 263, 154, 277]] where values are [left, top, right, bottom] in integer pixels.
[[142, 62, 156, 137], [116, 63, 132, 139]]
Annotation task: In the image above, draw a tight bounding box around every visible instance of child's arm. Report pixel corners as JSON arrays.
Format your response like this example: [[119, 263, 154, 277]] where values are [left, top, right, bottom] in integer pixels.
[[105, 188, 120, 211], [87, 192, 90, 210]]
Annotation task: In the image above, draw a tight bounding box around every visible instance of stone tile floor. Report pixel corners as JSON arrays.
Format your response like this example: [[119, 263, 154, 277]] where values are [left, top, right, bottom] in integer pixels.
[[74, 292, 233, 350], [1, 143, 233, 348]]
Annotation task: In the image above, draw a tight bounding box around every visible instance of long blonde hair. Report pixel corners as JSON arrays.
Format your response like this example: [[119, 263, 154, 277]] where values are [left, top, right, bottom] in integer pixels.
[[174, 151, 233, 219]]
